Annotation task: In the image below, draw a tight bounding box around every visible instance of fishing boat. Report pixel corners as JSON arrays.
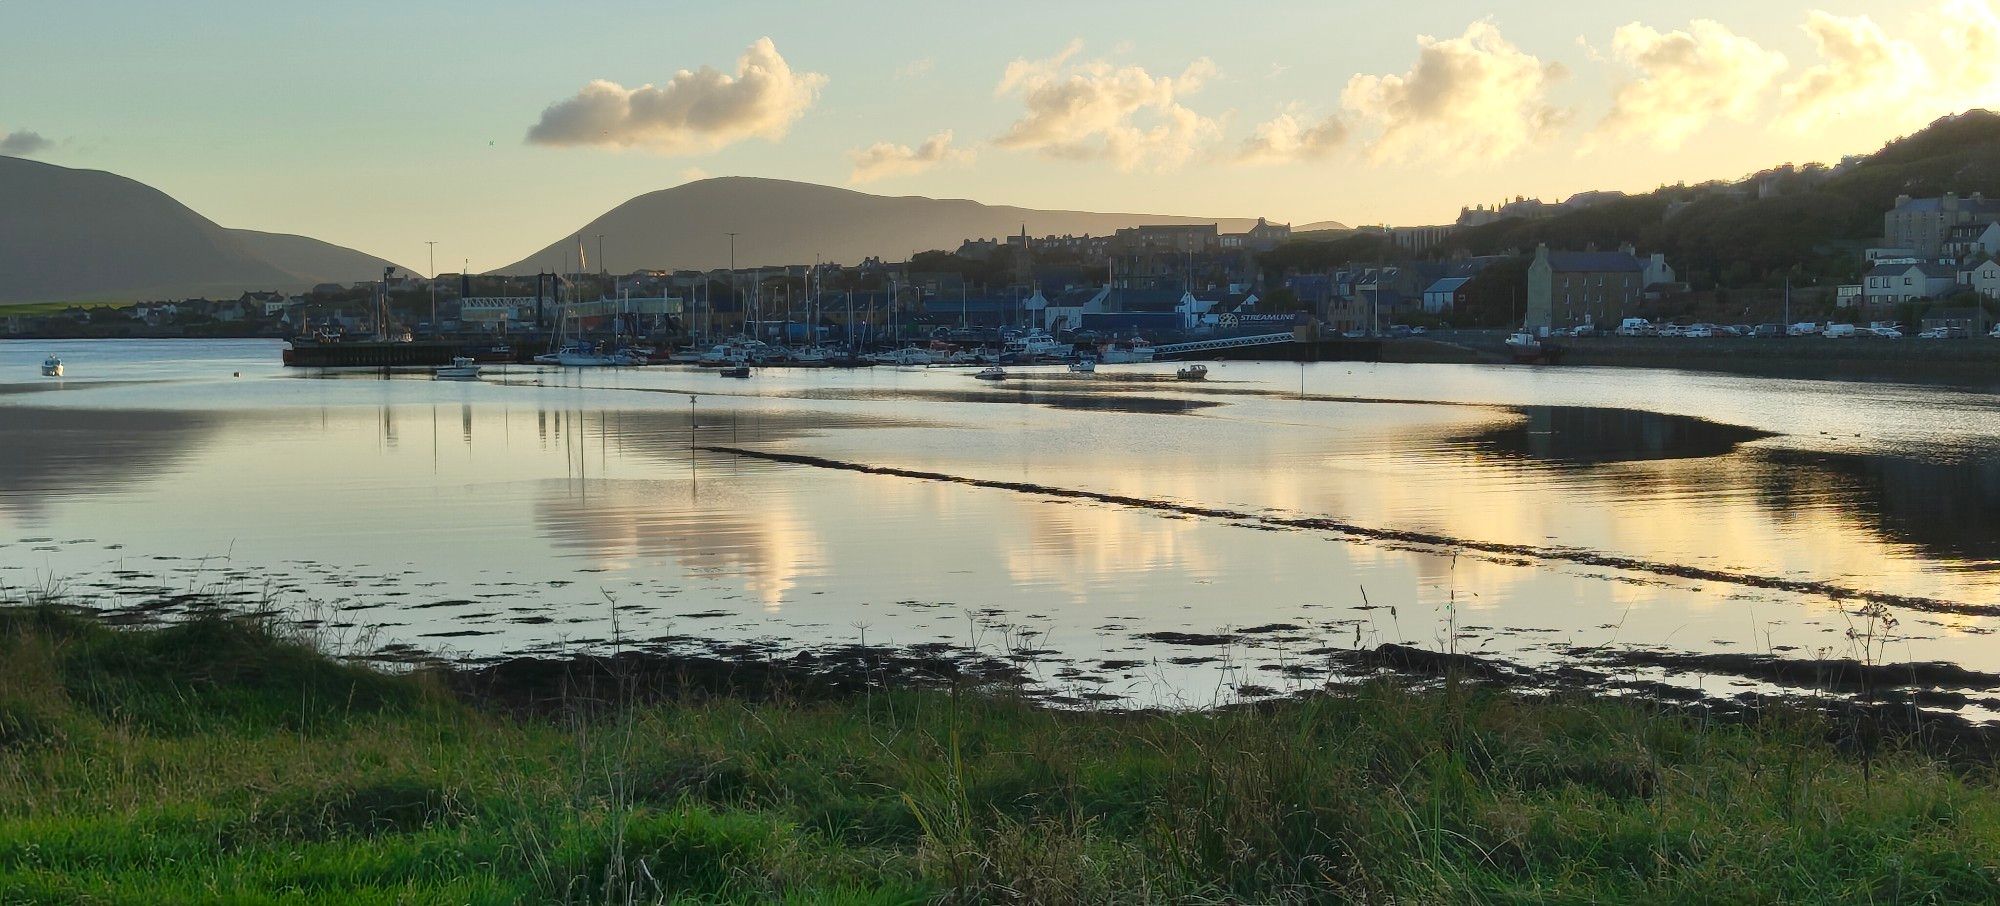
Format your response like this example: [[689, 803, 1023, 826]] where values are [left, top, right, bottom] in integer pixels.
[[434, 357, 481, 380], [1098, 338, 1156, 364], [1505, 332, 1563, 365], [1176, 364, 1209, 381], [1069, 358, 1097, 373], [974, 366, 1007, 381], [40, 355, 63, 377]]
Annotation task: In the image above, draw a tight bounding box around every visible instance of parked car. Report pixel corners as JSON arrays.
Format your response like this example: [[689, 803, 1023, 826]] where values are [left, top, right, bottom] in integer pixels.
[[1752, 323, 1785, 338], [1790, 322, 1822, 335], [1684, 325, 1714, 338], [1729, 324, 1754, 337], [1656, 324, 1685, 338], [1868, 326, 1904, 338], [1917, 328, 1950, 339], [1823, 323, 1857, 338], [1991, 324, 2000, 339]]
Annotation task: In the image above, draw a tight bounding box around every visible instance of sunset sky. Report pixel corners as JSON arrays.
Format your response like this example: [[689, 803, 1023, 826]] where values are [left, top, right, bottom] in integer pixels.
[[3, 0, 1992, 271]]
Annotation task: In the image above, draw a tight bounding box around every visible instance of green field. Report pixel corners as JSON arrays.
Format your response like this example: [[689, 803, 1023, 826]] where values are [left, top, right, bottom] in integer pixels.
[[3, 603, 1998, 904], [0, 300, 132, 317]]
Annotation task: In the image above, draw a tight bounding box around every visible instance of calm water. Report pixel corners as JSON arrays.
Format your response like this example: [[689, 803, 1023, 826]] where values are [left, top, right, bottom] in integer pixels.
[[4, 339, 1998, 708]]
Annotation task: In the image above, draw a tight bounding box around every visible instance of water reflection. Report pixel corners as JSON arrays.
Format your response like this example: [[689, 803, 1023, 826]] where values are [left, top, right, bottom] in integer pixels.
[[0, 408, 218, 522], [1457, 406, 1773, 464], [1761, 451, 2000, 568]]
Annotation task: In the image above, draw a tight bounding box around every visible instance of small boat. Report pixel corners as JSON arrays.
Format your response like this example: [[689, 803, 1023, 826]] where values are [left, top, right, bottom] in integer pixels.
[[434, 357, 481, 380], [1069, 358, 1096, 373], [718, 364, 752, 378], [1176, 364, 1208, 381], [1505, 332, 1563, 364], [974, 366, 1007, 381], [40, 355, 63, 377]]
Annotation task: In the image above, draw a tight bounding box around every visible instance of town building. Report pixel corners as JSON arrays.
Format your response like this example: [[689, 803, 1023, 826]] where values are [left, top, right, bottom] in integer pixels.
[[1863, 262, 1958, 306], [1525, 245, 1652, 334], [1883, 193, 2000, 258]]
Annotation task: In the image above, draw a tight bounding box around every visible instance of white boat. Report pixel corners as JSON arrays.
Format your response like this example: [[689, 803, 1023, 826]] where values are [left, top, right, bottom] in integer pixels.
[[1176, 364, 1208, 381], [1098, 339, 1156, 364], [40, 355, 63, 377], [868, 347, 934, 366], [434, 357, 481, 380], [1069, 358, 1097, 373], [1002, 330, 1067, 360], [974, 366, 1007, 381], [791, 347, 829, 367]]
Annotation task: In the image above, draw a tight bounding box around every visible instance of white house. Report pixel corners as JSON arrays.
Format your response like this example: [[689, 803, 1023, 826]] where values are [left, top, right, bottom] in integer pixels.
[[1864, 262, 1958, 306], [1961, 259, 2000, 299]]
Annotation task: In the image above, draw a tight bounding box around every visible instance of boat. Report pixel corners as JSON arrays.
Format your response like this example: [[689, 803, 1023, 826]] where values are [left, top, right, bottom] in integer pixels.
[[718, 364, 752, 378], [40, 355, 63, 377], [1505, 332, 1563, 364], [973, 366, 1007, 381], [867, 346, 934, 366], [1069, 358, 1097, 373], [534, 343, 619, 367], [1176, 364, 1209, 381], [1098, 338, 1156, 364], [434, 357, 481, 380], [1002, 330, 1068, 361]]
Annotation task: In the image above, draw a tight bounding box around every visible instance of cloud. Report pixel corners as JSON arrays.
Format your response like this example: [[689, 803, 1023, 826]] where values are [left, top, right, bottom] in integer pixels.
[[1236, 112, 1346, 165], [680, 166, 711, 182], [848, 130, 973, 183], [1780, 12, 1927, 128], [1341, 21, 1569, 165], [1935, 0, 2000, 102], [1595, 20, 1788, 149], [525, 38, 826, 154], [993, 41, 1222, 172], [895, 58, 935, 80], [0, 129, 52, 157]]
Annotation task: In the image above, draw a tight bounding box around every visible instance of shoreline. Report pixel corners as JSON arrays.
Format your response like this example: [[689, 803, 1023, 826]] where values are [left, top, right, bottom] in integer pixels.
[[8, 601, 2000, 901]]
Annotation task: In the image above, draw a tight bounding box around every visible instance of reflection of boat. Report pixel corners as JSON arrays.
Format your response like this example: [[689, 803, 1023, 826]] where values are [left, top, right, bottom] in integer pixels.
[[40, 355, 63, 377], [718, 364, 752, 378], [434, 357, 481, 380], [1069, 358, 1096, 373], [974, 366, 1007, 381]]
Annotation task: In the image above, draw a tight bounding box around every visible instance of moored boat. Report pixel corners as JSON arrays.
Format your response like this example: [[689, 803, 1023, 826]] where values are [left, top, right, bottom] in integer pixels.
[[1176, 364, 1208, 381], [974, 366, 1007, 381], [434, 357, 481, 380], [40, 355, 63, 377]]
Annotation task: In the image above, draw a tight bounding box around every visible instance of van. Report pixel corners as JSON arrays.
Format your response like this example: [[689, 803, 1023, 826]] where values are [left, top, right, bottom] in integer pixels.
[[1823, 323, 1857, 338], [1790, 322, 1821, 335], [1617, 318, 1651, 336]]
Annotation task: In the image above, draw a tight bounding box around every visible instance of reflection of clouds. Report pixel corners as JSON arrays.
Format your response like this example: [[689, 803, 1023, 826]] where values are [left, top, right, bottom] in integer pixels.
[[1004, 499, 1220, 602], [533, 477, 823, 609], [0, 407, 218, 524]]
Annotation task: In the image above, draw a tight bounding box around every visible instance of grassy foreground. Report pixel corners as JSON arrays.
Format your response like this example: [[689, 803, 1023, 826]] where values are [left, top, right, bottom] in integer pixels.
[[3, 605, 1999, 904]]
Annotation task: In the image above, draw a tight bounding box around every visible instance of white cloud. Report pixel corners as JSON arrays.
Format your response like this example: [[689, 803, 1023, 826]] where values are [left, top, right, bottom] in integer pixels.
[[895, 58, 935, 80], [1781, 12, 1928, 128], [525, 38, 826, 154], [1595, 20, 1788, 149], [1236, 112, 1346, 165], [993, 41, 1222, 172], [0, 129, 51, 157], [848, 130, 974, 183], [1342, 21, 1569, 165], [1935, 0, 2000, 104]]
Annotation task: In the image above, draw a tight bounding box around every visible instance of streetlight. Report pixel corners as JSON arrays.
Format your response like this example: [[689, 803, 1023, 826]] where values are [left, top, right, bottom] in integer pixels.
[[426, 241, 437, 338]]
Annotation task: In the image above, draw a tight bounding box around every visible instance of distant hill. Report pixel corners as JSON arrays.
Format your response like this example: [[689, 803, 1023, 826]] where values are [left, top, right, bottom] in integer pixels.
[[497, 177, 1293, 274], [0, 156, 404, 304]]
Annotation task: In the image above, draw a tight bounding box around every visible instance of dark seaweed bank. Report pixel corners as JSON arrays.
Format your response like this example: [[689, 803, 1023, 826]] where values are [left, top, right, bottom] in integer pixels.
[[7, 600, 2000, 903]]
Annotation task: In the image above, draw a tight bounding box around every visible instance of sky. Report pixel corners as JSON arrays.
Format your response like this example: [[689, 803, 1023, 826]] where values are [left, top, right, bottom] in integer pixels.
[[2, 0, 1993, 273]]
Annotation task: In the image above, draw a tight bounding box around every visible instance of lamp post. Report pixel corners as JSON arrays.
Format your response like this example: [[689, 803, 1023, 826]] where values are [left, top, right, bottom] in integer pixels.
[[426, 241, 437, 338]]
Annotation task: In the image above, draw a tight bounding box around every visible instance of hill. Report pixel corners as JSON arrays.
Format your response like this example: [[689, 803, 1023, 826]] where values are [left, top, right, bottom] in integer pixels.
[[0, 156, 404, 304], [1432, 110, 2000, 289], [496, 177, 1287, 274]]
